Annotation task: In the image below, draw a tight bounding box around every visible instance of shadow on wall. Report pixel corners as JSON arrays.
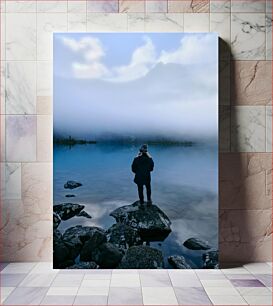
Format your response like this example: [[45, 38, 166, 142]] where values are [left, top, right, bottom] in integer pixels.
[[218, 38, 271, 268]]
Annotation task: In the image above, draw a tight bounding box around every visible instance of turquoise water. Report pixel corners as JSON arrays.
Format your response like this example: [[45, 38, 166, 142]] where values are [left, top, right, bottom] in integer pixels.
[[53, 143, 218, 268]]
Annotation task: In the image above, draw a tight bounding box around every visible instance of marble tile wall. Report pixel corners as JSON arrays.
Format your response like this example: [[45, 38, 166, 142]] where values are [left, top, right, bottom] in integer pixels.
[[0, 0, 272, 263]]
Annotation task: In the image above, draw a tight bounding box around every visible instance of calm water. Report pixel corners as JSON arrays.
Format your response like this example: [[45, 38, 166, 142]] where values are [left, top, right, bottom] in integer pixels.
[[53, 143, 218, 268]]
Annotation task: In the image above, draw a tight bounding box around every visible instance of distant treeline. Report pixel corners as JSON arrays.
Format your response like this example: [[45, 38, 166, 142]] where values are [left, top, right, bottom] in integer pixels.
[[54, 136, 97, 146]]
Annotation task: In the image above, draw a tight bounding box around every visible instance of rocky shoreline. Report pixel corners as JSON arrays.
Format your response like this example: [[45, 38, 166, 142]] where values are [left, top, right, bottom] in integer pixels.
[[53, 181, 218, 269]]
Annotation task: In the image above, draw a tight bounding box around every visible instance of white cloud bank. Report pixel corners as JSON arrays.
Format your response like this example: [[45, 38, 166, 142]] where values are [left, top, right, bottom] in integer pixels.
[[61, 34, 217, 82]]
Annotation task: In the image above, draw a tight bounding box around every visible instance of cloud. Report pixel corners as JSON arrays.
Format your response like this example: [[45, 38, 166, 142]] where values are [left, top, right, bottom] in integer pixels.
[[60, 33, 217, 82]]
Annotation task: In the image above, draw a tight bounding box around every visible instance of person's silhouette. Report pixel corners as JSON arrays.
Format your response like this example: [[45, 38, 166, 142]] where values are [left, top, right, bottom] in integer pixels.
[[131, 144, 154, 206]]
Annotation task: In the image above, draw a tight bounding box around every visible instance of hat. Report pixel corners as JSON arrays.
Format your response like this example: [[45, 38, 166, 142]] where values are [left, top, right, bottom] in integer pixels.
[[139, 144, 148, 153]]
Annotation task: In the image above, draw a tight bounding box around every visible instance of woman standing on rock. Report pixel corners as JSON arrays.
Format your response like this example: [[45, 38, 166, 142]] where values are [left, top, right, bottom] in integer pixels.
[[131, 144, 154, 206]]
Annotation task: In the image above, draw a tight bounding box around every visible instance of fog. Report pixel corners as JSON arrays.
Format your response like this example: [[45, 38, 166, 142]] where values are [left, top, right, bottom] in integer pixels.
[[54, 61, 218, 143]]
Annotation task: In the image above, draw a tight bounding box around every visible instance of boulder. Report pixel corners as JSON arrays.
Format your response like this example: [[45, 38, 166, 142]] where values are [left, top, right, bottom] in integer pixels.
[[64, 180, 82, 189], [183, 238, 211, 250], [168, 255, 192, 269], [53, 229, 62, 245], [110, 202, 171, 241], [91, 243, 123, 268], [77, 211, 92, 219], [80, 229, 107, 261], [106, 223, 142, 249], [53, 212, 61, 229], [53, 203, 85, 220], [65, 194, 75, 198], [53, 241, 70, 266], [66, 262, 98, 269], [202, 251, 219, 269], [118, 246, 164, 269]]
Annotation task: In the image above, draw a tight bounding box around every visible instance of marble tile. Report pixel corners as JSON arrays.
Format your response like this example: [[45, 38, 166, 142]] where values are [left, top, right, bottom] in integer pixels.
[[140, 271, 172, 287], [196, 269, 227, 280], [169, 274, 202, 287], [266, 0, 272, 12], [6, 1, 36, 12], [222, 267, 252, 275], [1, 263, 36, 274], [37, 96, 52, 115], [37, 13, 67, 60], [243, 295, 272, 305], [6, 13, 36, 60], [46, 287, 78, 296], [210, 0, 231, 12], [204, 286, 240, 296], [0, 0, 6, 13], [83, 273, 111, 280], [219, 106, 230, 152], [231, 13, 266, 60], [37, 61, 52, 97], [1, 13, 6, 60], [22, 162, 52, 215], [237, 286, 271, 296], [146, 0, 167, 12], [52, 274, 84, 287], [119, 0, 145, 12], [3, 287, 48, 305], [4, 163, 21, 199], [6, 61, 36, 114], [210, 13, 231, 59], [19, 273, 56, 287], [1, 287, 15, 304], [266, 106, 272, 152], [1, 273, 27, 287], [1, 62, 6, 114], [0, 117, 5, 160], [82, 279, 110, 287], [255, 274, 273, 287], [68, 13, 87, 31], [87, 0, 118, 13], [29, 262, 57, 274], [128, 13, 145, 31], [201, 279, 234, 287], [87, 13, 127, 31], [231, 0, 266, 13], [110, 274, 140, 287], [174, 287, 212, 305], [6, 115, 36, 162], [226, 274, 256, 279], [41, 295, 75, 305], [37, 1, 67, 13], [219, 60, 230, 105], [220, 209, 272, 262], [231, 106, 266, 152], [231, 279, 265, 287], [142, 287, 178, 305], [37, 115, 52, 162], [108, 287, 143, 305], [231, 61, 272, 105], [77, 286, 109, 295], [144, 13, 183, 32], [68, 0, 87, 13], [220, 153, 272, 209], [168, 0, 209, 13], [208, 295, 247, 305], [244, 262, 272, 274], [73, 295, 108, 305], [0, 262, 9, 271], [266, 13, 272, 59], [184, 13, 209, 32]]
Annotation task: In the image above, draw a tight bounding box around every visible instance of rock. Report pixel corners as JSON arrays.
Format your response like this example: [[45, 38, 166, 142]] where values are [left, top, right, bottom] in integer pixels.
[[183, 238, 211, 250], [64, 180, 82, 189], [65, 194, 75, 198], [54, 241, 70, 266], [118, 246, 164, 269], [53, 203, 85, 220], [66, 262, 98, 269], [53, 212, 61, 229], [110, 201, 171, 241], [77, 210, 92, 219], [91, 243, 123, 268], [106, 223, 142, 249], [202, 251, 219, 269], [53, 229, 62, 245], [54, 260, 75, 269], [80, 229, 107, 261], [168, 255, 192, 269]]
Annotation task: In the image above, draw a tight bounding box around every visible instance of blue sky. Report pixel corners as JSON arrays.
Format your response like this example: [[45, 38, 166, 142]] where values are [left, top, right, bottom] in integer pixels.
[[53, 33, 218, 142]]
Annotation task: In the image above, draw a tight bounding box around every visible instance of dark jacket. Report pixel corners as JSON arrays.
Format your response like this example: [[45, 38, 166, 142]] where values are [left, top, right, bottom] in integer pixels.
[[131, 153, 154, 185]]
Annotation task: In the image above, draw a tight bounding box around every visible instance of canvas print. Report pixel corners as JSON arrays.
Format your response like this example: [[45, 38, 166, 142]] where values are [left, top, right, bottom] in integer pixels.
[[53, 33, 218, 269]]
